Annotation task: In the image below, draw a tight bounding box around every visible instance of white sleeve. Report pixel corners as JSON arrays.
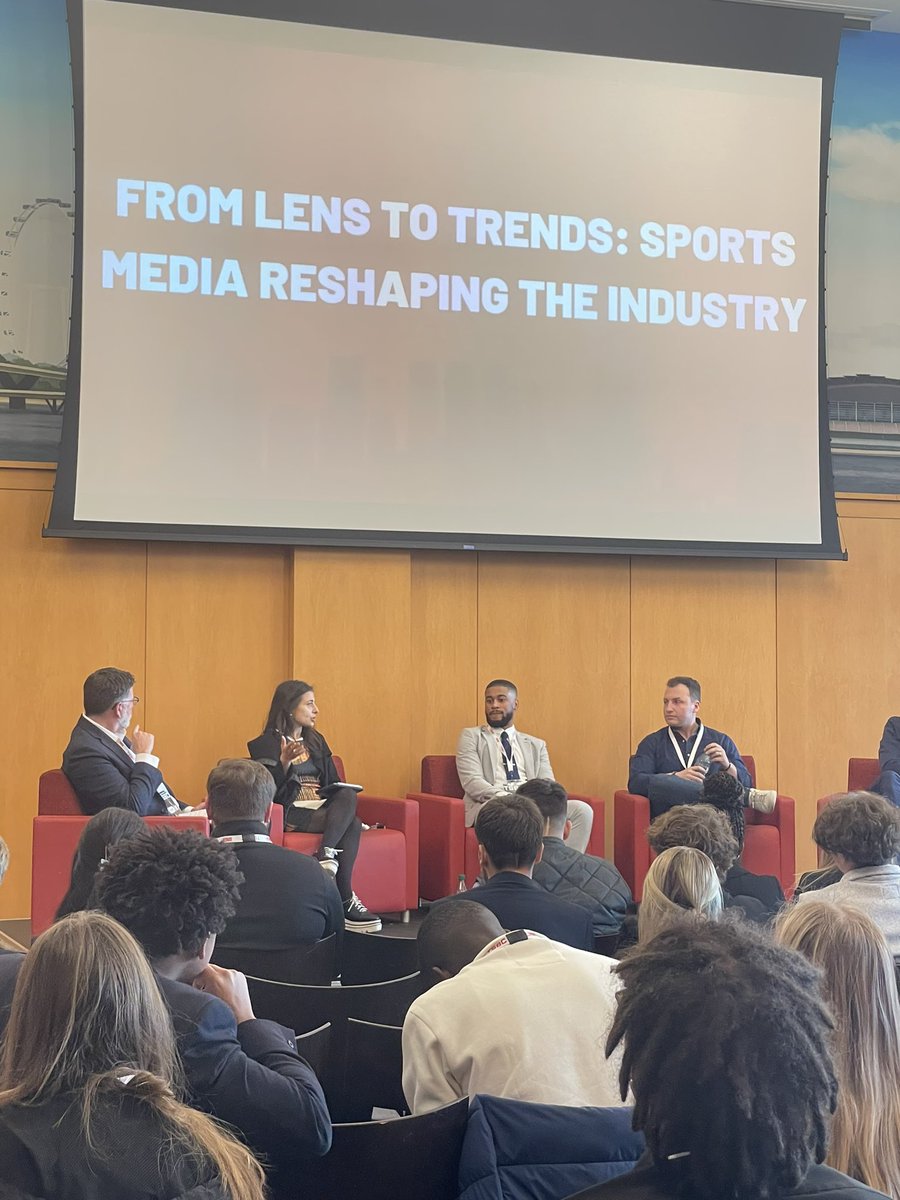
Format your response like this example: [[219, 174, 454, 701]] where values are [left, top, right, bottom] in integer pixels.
[[401, 1009, 464, 1116]]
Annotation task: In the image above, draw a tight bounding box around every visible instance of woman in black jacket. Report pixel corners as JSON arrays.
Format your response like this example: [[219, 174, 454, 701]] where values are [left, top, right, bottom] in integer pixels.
[[249, 679, 381, 931]]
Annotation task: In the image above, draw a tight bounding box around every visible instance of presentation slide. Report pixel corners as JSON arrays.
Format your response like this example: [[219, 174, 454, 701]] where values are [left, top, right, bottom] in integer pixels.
[[63, 0, 832, 550]]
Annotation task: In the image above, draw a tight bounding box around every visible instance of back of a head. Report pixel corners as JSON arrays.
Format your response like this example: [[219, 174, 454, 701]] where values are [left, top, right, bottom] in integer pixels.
[[700, 770, 746, 848], [517, 778, 568, 836], [812, 791, 900, 867], [474, 794, 543, 871], [610, 915, 836, 1200], [207, 759, 275, 824], [417, 900, 504, 981], [638, 846, 723, 943], [647, 804, 738, 882], [55, 808, 145, 920], [93, 826, 243, 959], [83, 666, 134, 716]]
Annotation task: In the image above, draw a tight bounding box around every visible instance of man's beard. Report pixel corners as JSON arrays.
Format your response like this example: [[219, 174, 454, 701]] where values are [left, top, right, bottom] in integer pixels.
[[486, 713, 512, 729]]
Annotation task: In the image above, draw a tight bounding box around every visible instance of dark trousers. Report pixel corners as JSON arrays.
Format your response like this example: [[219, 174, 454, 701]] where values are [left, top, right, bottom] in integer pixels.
[[287, 787, 362, 901], [872, 770, 900, 808], [647, 775, 703, 819]]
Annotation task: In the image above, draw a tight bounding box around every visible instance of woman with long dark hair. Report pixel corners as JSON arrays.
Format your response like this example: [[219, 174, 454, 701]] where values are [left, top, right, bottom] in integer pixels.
[[0, 910, 266, 1200], [249, 679, 381, 931], [55, 808, 145, 920]]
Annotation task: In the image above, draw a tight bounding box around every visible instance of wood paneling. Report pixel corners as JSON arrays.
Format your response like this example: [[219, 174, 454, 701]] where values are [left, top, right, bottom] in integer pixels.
[[145, 544, 291, 804]]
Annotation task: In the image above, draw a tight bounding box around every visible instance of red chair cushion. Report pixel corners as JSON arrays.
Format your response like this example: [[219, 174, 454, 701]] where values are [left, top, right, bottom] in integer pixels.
[[848, 758, 879, 791], [421, 756, 464, 799], [38, 770, 82, 815]]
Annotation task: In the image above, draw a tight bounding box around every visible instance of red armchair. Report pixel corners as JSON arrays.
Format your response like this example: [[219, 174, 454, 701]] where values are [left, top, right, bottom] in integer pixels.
[[38, 769, 82, 815], [614, 757, 796, 900], [408, 755, 607, 902], [848, 758, 879, 791], [278, 758, 419, 919], [31, 814, 210, 937]]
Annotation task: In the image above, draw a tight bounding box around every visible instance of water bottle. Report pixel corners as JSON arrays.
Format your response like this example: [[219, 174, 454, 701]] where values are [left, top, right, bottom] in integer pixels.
[[695, 753, 712, 777], [457, 873, 467, 893]]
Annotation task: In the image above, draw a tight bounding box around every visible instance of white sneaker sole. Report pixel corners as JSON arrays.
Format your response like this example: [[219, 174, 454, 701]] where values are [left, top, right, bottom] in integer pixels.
[[345, 916, 382, 932]]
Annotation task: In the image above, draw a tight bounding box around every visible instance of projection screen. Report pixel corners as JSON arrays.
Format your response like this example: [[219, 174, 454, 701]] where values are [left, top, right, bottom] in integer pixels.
[[49, 0, 844, 557]]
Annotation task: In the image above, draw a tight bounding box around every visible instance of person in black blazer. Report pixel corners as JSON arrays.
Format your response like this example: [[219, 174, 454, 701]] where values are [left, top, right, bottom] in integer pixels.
[[61, 667, 182, 815], [249, 679, 380, 932], [444, 794, 594, 952], [208, 759, 344, 952]]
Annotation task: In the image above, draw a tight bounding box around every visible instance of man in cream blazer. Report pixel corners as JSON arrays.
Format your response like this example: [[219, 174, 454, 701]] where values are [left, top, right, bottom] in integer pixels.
[[456, 679, 593, 853]]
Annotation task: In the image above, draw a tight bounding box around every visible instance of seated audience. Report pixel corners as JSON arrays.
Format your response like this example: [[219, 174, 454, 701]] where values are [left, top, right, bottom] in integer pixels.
[[0, 910, 265, 1200], [701, 770, 786, 911], [776, 901, 900, 1198], [456, 678, 593, 852], [55, 808, 144, 920], [448, 795, 594, 951], [62, 667, 182, 815], [520, 778, 632, 937], [638, 846, 722, 943], [208, 758, 344, 951], [565, 917, 885, 1200], [249, 679, 380, 931], [796, 791, 900, 954], [92, 826, 332, 1174], [0, 837, 26, 953], [647, 804, 771, 924], [402, 900, 626, 1115]]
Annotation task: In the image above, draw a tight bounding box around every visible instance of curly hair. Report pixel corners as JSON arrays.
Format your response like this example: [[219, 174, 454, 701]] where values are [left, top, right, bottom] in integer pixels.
[[813, 791, 900, 868], [610, 915, 836, 1200], [647, 804, 738, 881], [701, 770, 746, 848], [93, 827, 243, 959]]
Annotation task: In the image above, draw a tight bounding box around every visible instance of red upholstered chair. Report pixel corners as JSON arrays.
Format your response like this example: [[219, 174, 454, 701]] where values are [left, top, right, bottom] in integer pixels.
[[38, 769, 82, 815], [614, 756, 796, 901], [279, 758, 419, 920], [408, 755, 607, 902], [31, 814, 210, 938], [848, 758, 879, 791]]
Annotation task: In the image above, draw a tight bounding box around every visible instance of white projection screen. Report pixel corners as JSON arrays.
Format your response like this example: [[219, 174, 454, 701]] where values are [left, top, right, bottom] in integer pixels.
[[50, 0, 844, 557]]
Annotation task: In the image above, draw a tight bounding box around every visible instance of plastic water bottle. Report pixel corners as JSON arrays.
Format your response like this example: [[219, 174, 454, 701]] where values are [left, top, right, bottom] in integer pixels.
[[457, 873, 467, 893]]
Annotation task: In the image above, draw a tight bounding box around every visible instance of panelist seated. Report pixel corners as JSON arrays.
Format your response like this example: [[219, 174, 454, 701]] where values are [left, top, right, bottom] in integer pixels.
[[456, 678, 593, 854], [248, 679, 381, 932], [627, 675, 773, 819], [62, 667, 183, 816]]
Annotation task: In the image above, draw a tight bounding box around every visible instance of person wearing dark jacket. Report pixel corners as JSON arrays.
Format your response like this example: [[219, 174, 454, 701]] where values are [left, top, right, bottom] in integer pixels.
[[443, 795, 594, 952], [564, 917, 886, 1200], [249, 679, 380, 931], [0, 911, 266, 1200], [208, 758, 344, 952], [520, 779, 632, 936]]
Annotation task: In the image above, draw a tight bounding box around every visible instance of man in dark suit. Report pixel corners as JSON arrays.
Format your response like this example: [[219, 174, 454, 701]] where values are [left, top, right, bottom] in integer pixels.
[[61, 667, 182, 815], [208, 758, 343, 951], [445, 794, 594, 951], [91, 825, 331, 1179]]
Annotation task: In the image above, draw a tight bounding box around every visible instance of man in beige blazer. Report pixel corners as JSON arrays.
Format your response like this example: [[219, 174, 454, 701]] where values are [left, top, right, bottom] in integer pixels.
[[455, 679, 593, 853]]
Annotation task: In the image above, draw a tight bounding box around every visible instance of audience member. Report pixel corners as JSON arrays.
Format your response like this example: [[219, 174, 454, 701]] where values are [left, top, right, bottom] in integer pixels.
[[0, 911, 265, 1200], [62, 667, 182, 815], [402, 900, 626, 1115], [796, 791, 900, 954], [637, 846, 722, 943], [456, 679, 593, 852], [777, 901, 900, 1198], [565, 917, 884, 1200], [92, 826, 332, 1174], [449, 795, 594, 950], [627, 676, 771, 818], [0, 837, 26, 953], [520, 778, 632, 937], [208, 759, 344, 951], [870, 715, 900, 808], [701, 770, 786, 911], [647, 804, 769, 924], [249, 679, 380, 931], [55, 808, 144, 920]]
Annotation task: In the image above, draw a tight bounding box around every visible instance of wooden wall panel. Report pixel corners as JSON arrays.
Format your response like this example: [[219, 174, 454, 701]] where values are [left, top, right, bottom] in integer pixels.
[[291, 549, 412, 795], [630, 558, 778, 789], [477, 554, 632, 842], [0, 486, 146, 917], [145, 544, 290, 804]]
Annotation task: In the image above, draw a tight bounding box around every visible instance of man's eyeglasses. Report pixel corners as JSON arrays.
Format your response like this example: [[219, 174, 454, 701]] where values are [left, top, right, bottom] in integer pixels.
[[118, 695, 140, 706]]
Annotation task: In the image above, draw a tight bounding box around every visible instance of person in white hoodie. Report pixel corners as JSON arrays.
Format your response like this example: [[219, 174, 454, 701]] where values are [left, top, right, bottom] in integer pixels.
[[401, 900, 625, 1115]]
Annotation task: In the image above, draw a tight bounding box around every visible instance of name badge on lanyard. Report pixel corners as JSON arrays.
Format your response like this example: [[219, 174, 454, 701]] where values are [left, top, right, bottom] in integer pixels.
[[668, 723, 705, 770]]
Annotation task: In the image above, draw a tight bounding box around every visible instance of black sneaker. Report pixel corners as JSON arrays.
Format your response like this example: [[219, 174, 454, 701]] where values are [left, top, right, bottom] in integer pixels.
[[343, 893, 382, 932]]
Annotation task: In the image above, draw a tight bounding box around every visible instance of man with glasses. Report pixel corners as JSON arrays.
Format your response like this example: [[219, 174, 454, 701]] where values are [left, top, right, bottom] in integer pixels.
[[62, 666, 183, 814]]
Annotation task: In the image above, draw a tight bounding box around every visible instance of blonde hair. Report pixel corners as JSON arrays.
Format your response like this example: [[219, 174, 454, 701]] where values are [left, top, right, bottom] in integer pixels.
[[0, 912, 265, 1200], [639, 846, 723, 942], [776, 901, 900, 1199]]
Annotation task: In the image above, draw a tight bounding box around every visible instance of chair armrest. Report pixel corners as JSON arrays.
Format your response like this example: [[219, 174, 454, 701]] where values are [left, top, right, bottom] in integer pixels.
[[570, 793, 606, 858], [408, 791, 467, 901], [614, 791, 651, 901], [358, 795, 419, 911]]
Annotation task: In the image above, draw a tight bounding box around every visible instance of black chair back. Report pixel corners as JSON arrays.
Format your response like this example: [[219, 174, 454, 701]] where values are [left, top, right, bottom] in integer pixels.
[[247, 970, 425, 1035], [593, 932, 621, 957], [212, 934, 337, 984], [331, 1018, 406, 1123], [296, 1098, 468, 1200], [294, 1022, 332, 1081], [342, 929, 419, 985]]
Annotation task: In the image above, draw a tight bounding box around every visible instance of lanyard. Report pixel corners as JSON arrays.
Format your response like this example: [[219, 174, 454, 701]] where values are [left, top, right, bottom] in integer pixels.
[[668, 722, 704, 770], [215, 834, 272, 844]]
